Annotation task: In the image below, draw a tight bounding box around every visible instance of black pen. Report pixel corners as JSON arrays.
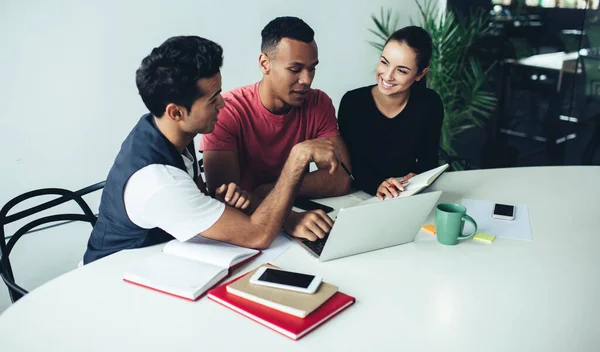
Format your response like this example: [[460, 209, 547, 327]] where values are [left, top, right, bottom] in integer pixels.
[[340, 162, 355, 181]]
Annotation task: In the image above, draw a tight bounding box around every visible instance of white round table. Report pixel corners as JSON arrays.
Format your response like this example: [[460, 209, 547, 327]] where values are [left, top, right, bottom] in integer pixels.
[[1, 166, 599, 351]]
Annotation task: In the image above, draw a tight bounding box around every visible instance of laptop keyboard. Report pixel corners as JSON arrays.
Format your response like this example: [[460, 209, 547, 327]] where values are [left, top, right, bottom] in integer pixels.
[[301, 236, 329, 256]]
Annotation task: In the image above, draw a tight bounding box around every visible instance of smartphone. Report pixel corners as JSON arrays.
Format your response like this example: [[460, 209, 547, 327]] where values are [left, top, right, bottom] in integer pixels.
[[293, 198, 334, 213], [249, 267, 323, 294], [492, 203, 516, 220]]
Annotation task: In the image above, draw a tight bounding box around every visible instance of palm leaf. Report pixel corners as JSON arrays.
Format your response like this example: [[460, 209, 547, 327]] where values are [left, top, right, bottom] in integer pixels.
[[368, 28, 388, 43]]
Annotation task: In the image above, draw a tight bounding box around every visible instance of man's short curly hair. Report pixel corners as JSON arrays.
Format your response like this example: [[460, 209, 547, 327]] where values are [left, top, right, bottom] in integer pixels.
[[260, 16, 314, 56], [135, 36, 223, 117]]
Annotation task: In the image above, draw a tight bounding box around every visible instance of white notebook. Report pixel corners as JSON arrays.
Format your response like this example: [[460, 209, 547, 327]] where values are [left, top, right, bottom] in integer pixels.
[[124, 236, 260, 300], [357, 164, 449, 206]]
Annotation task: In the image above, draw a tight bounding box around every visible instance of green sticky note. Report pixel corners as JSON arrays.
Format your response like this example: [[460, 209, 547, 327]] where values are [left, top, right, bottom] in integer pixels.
[[473, 233, 495, 243]]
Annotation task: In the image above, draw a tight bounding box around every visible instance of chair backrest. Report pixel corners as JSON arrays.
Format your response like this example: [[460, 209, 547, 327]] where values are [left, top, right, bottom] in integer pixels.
[[0, 181, 104, 303], [582, 56, 600, 98], [585, 23, 600, 49], [508, 37, 535, 59], [559, 30, 588, 53]]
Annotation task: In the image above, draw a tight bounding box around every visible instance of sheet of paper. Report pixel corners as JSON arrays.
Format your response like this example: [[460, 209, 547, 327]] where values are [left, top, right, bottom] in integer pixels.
[[292, 192, 370, 220], [461, 199, 532, 241], [259, 232, 293, 263]]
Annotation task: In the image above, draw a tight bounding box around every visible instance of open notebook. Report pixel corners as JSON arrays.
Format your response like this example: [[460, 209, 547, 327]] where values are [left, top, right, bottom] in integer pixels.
[[357, 163, 449, 206], [123, 236, 260, 301]]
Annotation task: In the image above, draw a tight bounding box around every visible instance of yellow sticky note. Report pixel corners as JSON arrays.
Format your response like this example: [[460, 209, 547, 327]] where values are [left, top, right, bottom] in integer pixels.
[[473, 233, 495, 243], [421, 224, 436, 235]]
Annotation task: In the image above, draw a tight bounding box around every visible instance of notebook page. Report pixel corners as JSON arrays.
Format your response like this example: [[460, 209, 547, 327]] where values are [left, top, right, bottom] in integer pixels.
[[399, 163, 448, 188], [386, 163, 448, 198], [421, 164, 449, 184], [124, 253, 227, 300], [354, 164, 448, 206], [163, 236, 259, 268]]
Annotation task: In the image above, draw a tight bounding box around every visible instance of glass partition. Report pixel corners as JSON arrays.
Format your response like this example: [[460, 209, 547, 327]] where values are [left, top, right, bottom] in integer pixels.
[[446, 0, 599, 166]]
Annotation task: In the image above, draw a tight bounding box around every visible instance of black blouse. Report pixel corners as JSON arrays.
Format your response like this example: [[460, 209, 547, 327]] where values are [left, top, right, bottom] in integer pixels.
[[338, 85, 444, 195]]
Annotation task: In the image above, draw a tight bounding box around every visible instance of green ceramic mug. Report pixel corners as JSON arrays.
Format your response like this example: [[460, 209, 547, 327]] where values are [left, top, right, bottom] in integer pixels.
[[435, 203, 478, 245]]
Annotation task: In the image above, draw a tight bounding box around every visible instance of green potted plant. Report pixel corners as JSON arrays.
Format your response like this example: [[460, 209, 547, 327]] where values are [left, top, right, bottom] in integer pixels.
[[369, 0, 498, 165]]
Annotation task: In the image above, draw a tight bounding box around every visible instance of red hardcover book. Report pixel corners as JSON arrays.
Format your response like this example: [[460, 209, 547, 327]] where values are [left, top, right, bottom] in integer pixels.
[[207, 272, 355, 340]]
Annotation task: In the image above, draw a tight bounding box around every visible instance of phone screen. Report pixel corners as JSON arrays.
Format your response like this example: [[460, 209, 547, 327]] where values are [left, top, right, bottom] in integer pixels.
[[258, 268, 315, 289], [494, 203, 515, 216]]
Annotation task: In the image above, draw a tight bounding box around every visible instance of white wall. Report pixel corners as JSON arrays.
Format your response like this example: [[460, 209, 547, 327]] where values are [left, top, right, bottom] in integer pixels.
[[0, 0, 445, 311]]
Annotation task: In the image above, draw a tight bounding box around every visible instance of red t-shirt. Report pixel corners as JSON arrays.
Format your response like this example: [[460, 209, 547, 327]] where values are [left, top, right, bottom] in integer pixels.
[[199, 82, 340, 191]]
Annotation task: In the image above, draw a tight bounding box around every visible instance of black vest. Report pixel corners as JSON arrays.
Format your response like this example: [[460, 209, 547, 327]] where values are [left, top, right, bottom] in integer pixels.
[[83, 114, 198, 264]]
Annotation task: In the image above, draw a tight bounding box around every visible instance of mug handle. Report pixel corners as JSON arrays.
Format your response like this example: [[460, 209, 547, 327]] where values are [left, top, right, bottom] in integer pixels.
[[458, 215, 477, 240]]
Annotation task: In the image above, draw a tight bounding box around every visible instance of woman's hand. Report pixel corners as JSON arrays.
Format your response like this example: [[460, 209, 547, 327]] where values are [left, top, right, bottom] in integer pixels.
[[376, 173, 416, 200]]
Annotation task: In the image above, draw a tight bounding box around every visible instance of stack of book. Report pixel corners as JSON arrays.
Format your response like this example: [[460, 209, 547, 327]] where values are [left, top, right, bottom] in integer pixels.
[[122, 239, 355, 340], [207, 264, 355, 340]]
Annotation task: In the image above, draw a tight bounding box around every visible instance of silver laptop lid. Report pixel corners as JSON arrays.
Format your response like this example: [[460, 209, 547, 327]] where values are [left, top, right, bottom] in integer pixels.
[[318, 191, 442, 262]]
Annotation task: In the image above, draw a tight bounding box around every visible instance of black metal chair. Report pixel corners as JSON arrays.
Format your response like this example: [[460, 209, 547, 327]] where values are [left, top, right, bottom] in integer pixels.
[[0, 181, 104, 303]]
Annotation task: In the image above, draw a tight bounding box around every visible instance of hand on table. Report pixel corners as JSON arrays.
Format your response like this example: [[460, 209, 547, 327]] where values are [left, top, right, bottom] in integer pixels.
[[376, 173, 416, 200], [284, 210, 334, 241]]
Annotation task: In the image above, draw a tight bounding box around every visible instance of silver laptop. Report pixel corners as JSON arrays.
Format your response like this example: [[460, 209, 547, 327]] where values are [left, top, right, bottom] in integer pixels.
[[292, 191, 442, 262]]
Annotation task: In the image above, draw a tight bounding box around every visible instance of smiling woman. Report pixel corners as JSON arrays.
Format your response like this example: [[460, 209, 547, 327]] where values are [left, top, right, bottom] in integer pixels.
[[338, 26, 444, 198]]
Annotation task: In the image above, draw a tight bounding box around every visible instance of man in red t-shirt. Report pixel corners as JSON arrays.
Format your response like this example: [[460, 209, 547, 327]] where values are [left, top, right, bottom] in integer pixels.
[[200, 16, 352, 241]]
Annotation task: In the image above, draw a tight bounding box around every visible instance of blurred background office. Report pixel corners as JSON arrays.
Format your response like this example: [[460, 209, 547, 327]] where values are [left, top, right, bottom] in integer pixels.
[[445, 0, 600, 167]]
